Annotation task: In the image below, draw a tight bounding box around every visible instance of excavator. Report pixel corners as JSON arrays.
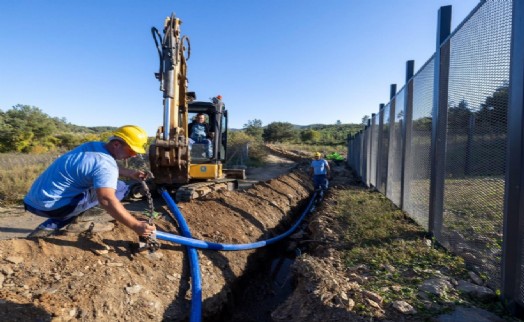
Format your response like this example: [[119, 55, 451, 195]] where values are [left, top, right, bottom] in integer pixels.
[[147, 13, 245, 201]]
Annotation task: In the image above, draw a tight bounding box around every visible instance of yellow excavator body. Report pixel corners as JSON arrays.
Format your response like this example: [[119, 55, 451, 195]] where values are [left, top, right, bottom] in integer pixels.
[[189, 163, 222, 179]]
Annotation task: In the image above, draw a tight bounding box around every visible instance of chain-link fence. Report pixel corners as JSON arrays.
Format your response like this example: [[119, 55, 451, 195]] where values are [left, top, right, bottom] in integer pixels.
[[347, 0, 524, 315]]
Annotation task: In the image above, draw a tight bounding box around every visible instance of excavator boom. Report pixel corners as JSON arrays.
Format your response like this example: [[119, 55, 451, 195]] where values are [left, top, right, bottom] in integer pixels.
[[149, 13, 191, 185]]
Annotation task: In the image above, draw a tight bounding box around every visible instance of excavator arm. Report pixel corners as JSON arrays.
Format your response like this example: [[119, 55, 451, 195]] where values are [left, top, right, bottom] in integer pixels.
[[149, 13, 194, 185]]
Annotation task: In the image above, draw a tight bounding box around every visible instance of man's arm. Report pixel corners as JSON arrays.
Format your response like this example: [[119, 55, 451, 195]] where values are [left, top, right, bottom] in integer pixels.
[[325, 160, 331, 178], [96, 187, 155, 237]]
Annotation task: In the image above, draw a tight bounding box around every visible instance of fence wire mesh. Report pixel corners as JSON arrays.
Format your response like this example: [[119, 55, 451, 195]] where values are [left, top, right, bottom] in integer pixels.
[[369, 115, 379, 187], [387, 89, 404, 207], [347, 0, 520, 309], [442, 0, 512, 292], [402, 58, 434, 230]]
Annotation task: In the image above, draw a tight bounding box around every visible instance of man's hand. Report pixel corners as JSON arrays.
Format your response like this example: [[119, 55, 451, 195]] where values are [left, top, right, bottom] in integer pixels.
[[97, 187, 155, 237], [134, 221, 156, 237], [128, 170, 146, 181], [119, 167, 146, 181]]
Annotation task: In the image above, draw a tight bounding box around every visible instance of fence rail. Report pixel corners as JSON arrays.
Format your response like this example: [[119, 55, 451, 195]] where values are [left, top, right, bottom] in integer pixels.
[[347, 0, 524, 316]]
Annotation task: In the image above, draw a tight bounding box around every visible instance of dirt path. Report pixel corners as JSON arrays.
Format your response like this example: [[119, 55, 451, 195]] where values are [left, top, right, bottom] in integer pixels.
[[0, 207, 46, 240], [239, 153, 296, 189]]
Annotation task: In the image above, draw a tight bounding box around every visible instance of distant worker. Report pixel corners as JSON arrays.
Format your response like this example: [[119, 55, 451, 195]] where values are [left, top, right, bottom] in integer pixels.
[[23, 125, 156, 238], [309, 152, 331, 191], [188, 113, 213, 158]]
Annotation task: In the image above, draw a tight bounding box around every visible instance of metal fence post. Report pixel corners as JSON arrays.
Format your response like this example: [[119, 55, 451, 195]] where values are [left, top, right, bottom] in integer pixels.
[[401, 60, 415, 210], [390, 84, 397, 101], [375, 104, 385, 191], [365, 119, 372, 186], [346, 134, 351, 168], [358, 131, 363, 176], [386, 84, 397, 198], [361, 124, 368, 185], [429, 5, 451, 239], [370, 113, 377, 187], [502, 0, 524, 316]]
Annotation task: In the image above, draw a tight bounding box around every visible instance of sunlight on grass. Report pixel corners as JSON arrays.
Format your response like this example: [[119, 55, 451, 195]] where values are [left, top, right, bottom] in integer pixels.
[[443, 177, 504, 236], [278, 143, 347, 156], [331, 188, 478, 318], [0, 153, 57, 206]]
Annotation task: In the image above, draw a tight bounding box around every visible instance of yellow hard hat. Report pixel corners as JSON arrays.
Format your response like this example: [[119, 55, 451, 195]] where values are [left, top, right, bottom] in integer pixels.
[[113, 125, 148, 154], [314, 152, 322, 158]]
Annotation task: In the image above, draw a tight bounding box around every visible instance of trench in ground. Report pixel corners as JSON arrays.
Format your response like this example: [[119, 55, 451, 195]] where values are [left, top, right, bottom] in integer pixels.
[[208, 197, 316, 322]]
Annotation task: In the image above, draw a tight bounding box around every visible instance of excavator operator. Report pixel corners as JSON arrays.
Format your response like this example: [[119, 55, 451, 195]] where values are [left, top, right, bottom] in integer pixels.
[[188, 113, 214, 158]]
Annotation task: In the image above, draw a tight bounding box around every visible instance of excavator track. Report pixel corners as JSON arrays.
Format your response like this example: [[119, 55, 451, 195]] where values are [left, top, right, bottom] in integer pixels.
[[126, 178, 240, 202], [175, 179, 238, 202]]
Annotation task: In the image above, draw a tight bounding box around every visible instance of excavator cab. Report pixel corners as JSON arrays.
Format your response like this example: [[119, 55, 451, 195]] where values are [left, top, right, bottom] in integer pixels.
[[187, 97, 228, 178]]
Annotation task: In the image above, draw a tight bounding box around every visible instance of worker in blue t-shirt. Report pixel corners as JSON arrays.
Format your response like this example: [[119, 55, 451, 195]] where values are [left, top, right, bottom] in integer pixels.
[[309, 152, 331, 191], [24, 125, 156, 238]]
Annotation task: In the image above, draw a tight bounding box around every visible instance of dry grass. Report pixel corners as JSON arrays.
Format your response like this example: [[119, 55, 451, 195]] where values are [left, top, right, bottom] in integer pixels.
[[0, 153, 57, 206], [276, 143, 348, 157]]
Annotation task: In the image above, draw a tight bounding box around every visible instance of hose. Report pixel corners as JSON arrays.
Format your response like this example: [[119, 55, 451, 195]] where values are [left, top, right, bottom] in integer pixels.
[[151, 27, 163, 79], [156, 190, 318, 251], [160, 188, 202, 322], [157, 189, 319, 322]]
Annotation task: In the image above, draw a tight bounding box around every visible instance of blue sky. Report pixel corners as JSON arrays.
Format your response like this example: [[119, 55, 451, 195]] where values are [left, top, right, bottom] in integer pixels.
[[0, 0, 480, 135]]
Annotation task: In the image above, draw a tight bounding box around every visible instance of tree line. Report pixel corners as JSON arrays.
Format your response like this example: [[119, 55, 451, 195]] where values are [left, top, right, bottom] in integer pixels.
[[0, 105, 114, 153], [0, 104, 362, 154], [243, 119, 362, 145]]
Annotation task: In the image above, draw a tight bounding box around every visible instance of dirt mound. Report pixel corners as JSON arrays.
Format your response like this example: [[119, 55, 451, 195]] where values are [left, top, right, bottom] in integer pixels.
[[265, 144, 312, 164], [0, 167, 313, 321]]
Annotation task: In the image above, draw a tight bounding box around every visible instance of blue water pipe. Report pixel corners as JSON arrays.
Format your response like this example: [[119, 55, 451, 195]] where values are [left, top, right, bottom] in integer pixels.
[[157, 190, 318, 250], [158, 189, 319, 322], [160, 188, 202, 322]]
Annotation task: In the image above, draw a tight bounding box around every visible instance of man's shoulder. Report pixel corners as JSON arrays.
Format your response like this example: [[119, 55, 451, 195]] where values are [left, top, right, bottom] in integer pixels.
[[73, 142, 115, 165]]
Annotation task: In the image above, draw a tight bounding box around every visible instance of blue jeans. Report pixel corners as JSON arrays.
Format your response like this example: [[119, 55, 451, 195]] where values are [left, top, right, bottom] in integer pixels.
[[313, 174, 328, 191], [189, 136, 213, 158], [25, 181, 128, 229]]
